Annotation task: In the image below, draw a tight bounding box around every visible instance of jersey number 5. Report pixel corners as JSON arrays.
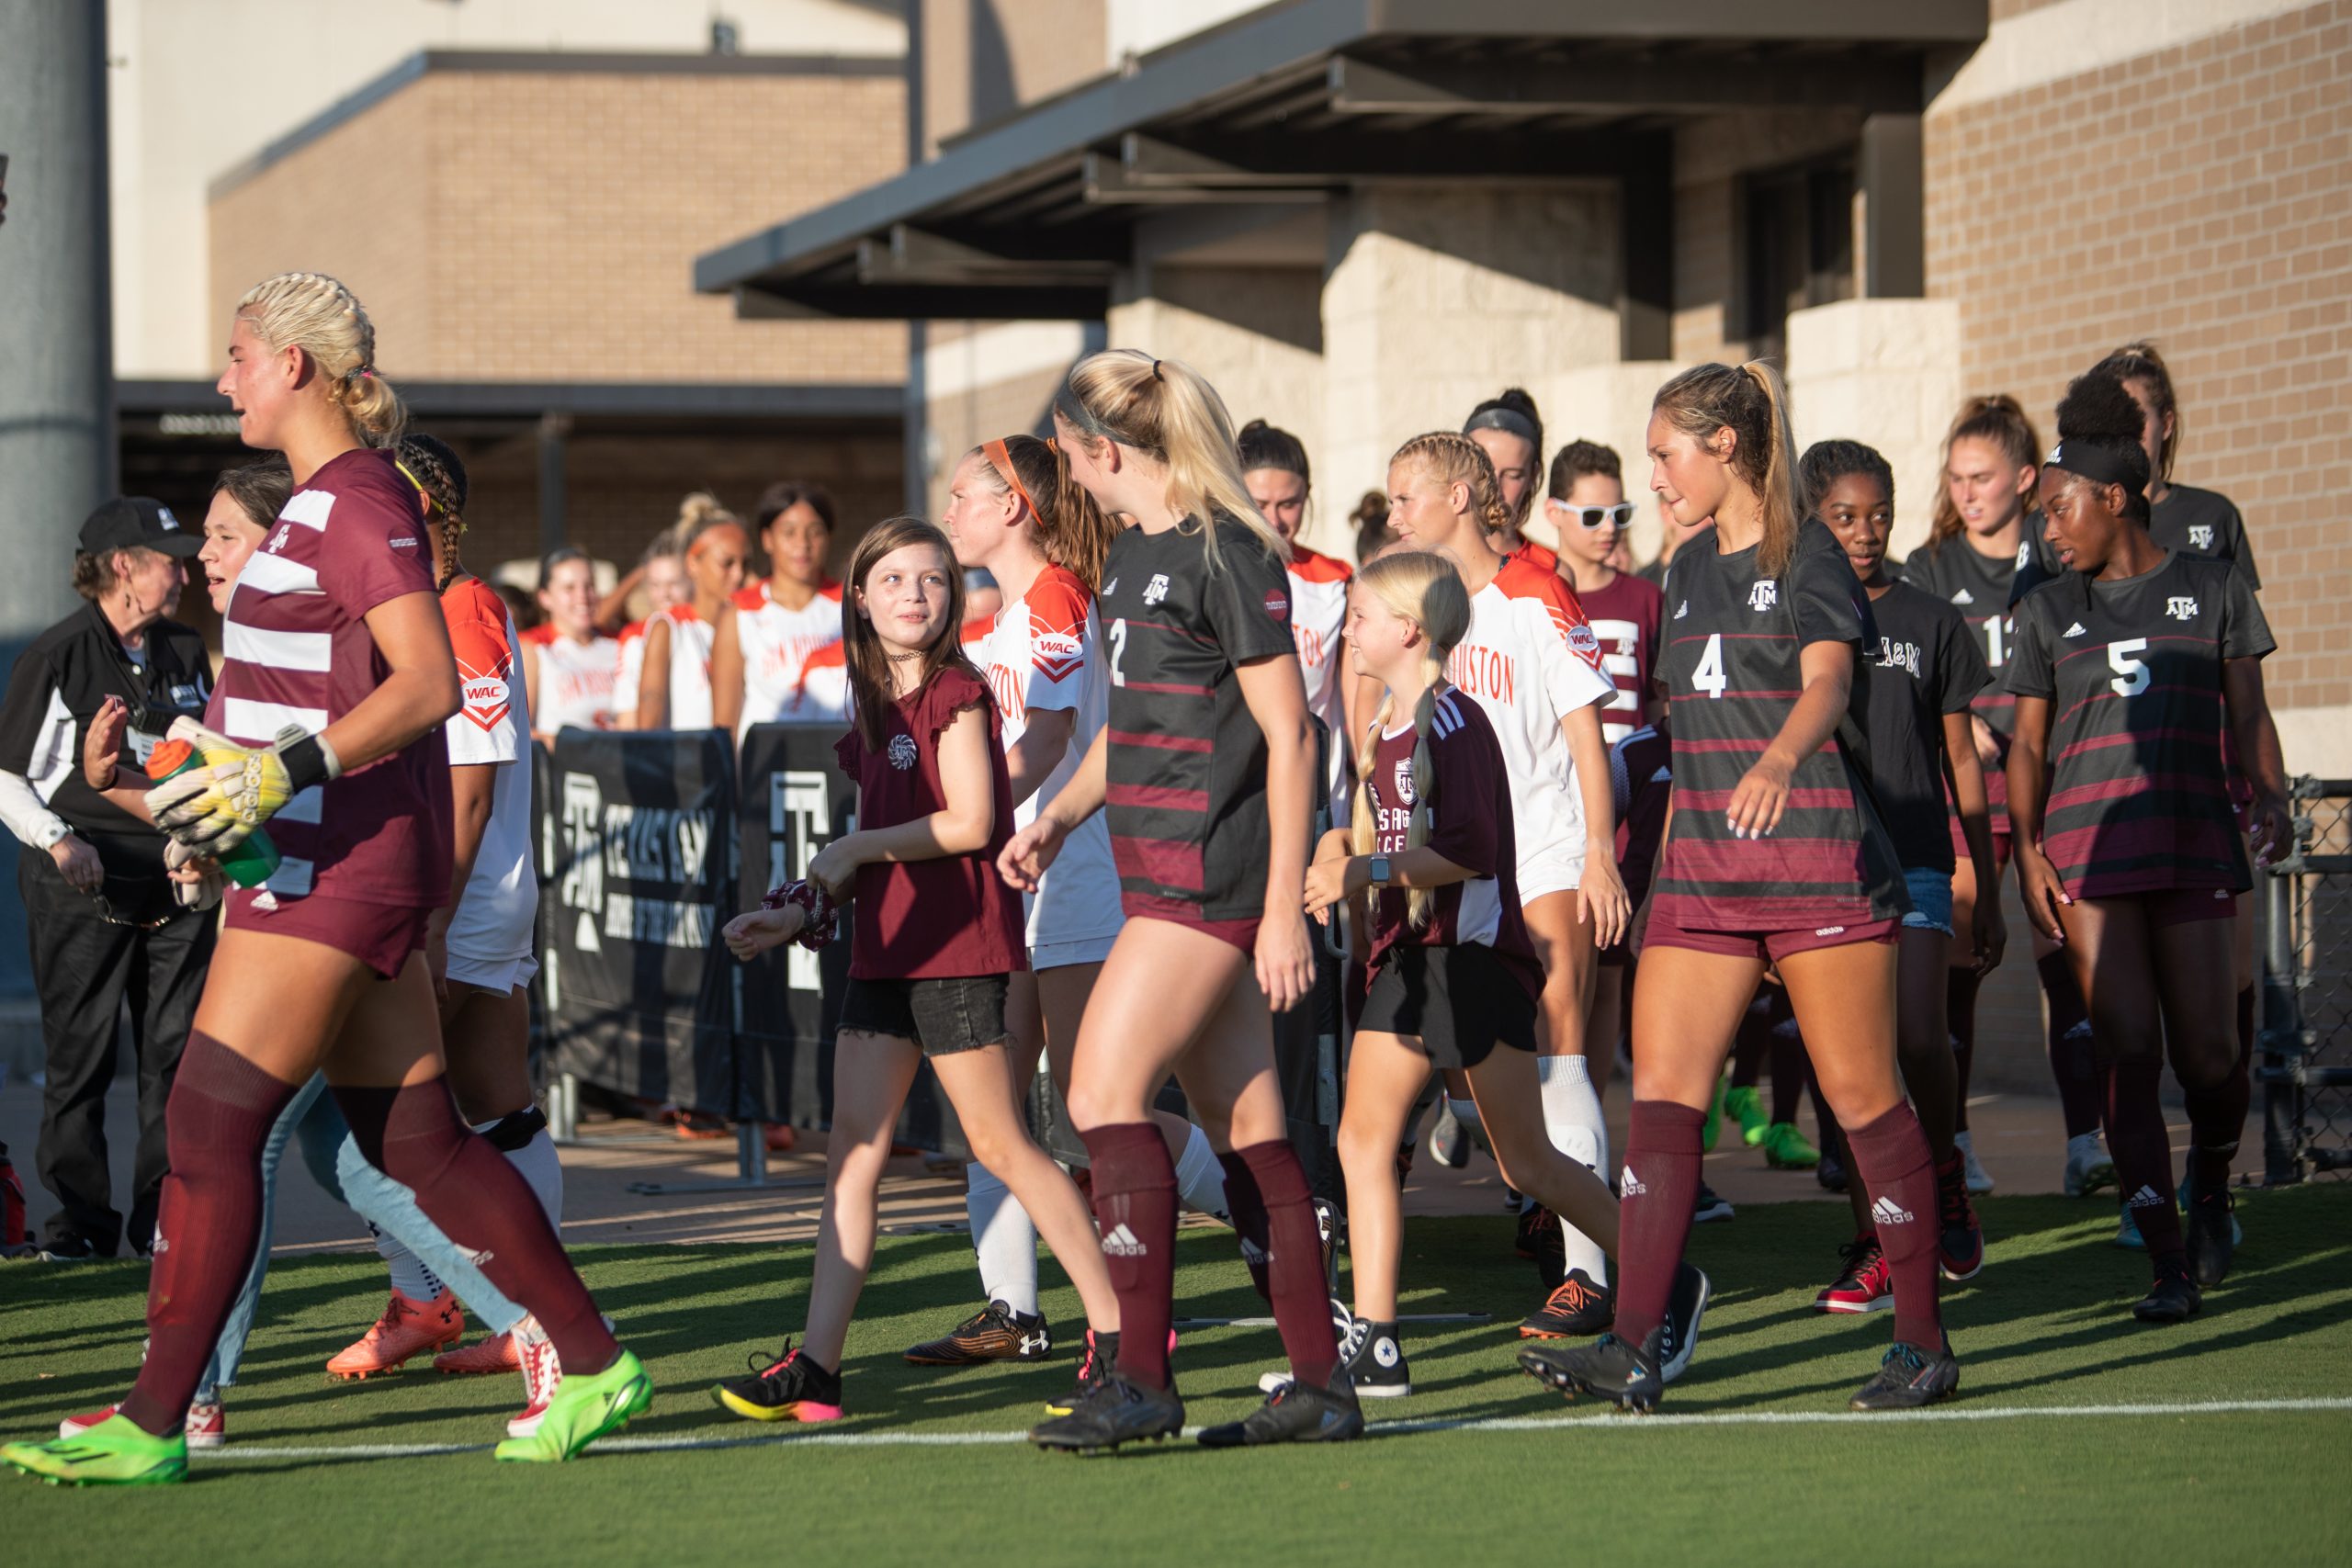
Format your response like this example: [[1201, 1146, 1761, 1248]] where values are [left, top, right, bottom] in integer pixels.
[[1692, 633, 1729, 699], [1108, 617, 1128, 688], [2108, 637, 2149, 697]]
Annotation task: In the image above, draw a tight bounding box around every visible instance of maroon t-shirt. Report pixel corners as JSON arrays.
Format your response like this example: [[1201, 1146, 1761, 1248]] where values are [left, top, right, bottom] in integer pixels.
[[1574, 570, 1663, 748], [209, 447, 452, 908], [833, 665, 1028, 980], [1358, 688, 1543, 1000]]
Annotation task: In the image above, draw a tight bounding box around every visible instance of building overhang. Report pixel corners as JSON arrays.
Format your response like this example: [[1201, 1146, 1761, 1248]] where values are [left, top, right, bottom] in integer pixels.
[[695, 0, 1986, 324]]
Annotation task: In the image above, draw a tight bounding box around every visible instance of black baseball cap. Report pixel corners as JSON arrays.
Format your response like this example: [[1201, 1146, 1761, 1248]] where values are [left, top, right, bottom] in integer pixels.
[[79, 496, 203, 558]]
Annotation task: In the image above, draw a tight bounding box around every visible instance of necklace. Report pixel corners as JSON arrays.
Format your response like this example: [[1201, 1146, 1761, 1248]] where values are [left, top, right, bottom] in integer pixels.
[[885, 649, 924, 663]]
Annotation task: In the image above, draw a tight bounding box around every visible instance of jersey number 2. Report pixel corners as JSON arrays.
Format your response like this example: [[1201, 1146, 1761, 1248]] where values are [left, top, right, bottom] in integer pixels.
[[1692, 633, 1729, 699], [2108, 637, 2149, 697], [1108, 618, 1128, 688]]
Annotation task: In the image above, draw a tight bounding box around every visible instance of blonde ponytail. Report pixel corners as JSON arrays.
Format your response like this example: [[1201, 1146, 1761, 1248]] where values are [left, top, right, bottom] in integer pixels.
[[1653, 359, 1802, 578], [235, 271, 404, 446], [1054, 349, 1283, 575], [1345, 549, 1473, 931]]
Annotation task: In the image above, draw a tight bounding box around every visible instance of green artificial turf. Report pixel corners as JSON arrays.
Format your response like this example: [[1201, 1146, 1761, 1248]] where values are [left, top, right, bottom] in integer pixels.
[[4, 1188, 2349, 1566]]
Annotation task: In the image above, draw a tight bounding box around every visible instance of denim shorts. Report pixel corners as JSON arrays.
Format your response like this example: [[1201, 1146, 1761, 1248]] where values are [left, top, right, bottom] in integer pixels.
[[1901, 866, 1954, 936], [838, 974, 1009, 1056]]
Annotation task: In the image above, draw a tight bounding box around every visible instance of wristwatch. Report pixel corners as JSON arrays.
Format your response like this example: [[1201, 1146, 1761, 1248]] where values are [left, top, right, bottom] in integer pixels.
[[1368, 854, 1392, 886]]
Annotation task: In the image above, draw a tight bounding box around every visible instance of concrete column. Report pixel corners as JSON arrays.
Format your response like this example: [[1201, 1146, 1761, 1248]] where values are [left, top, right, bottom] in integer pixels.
[[0, 0, 115, 652], [1784, 299, 1962, 558], [1321, 181, 1620, 528]]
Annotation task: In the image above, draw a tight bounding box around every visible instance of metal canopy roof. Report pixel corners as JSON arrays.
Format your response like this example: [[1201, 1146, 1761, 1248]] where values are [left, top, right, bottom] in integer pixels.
[[695, 0, 1986, 321]]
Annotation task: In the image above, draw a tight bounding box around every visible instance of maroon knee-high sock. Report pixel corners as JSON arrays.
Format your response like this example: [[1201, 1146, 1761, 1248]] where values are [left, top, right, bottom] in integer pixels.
[[119, 1034, 300, 1436], [336, 1081, 616, 1374], [1080, 1122, 1177, 1389], [1229, 1141, 1337, 1387], [1842, 1103, 1944, 1350], [2038, 953, 2102, 1139], [2103, 1052, 2184, 1261], [1615, 1101, 1704, 1345], [2182, 997, 2254, 1196]]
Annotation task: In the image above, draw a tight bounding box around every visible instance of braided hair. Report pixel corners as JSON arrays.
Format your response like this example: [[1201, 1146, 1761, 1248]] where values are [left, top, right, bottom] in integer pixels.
[[397, 433, 469, 592], [234, 271, 403, 446], [1389, 431, 1510, 540]]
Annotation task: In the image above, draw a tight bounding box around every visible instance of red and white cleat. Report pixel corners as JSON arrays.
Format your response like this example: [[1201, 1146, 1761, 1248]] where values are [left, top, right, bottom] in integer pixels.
[[506, 1315, 560, 1438], [1814, 1235, 1894, 1314], [434, 1332, 520, 1375], [325, 1288, 465, 1379]]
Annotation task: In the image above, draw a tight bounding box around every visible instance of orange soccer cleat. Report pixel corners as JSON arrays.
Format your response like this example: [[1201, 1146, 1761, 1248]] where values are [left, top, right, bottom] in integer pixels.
[[434, 1331, 520, 1375], [325, 1288, 465, 1379]]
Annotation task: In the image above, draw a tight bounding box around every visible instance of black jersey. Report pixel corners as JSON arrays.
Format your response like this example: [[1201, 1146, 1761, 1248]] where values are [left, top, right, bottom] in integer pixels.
[[2014, 484, 2258, 604], [2006, 551, 2270, 898], [1862, 581, 1988, 874], [1097, 515, 1299, 922], [1651, 521, 1907, 932], [1905, 532, 2030, 832]]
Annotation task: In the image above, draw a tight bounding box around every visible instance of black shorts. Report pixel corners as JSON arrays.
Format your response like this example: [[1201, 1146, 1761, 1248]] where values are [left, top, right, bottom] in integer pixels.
[[1356, 945, 1537, 1071], [838, 974, 1009, 1056]]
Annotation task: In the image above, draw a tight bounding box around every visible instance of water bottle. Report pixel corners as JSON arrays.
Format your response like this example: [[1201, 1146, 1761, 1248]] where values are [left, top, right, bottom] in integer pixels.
[[143, 738, 283, 888]]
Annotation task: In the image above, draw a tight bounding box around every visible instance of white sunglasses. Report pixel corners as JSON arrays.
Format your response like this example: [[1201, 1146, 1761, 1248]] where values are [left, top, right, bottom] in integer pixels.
[[1547, 500, 1635, 529]]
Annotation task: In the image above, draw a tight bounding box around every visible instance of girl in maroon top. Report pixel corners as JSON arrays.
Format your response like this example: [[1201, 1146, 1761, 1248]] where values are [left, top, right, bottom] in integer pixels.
[[712, 517, 1117, 1426]]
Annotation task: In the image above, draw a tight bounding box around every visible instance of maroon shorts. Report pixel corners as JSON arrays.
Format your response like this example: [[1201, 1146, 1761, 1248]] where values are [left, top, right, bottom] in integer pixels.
[[2134, 886, 2240, 929], [1644, 902, 1902, 964], [224, 889, 433, 980], [1121, 894, 1261, 955]]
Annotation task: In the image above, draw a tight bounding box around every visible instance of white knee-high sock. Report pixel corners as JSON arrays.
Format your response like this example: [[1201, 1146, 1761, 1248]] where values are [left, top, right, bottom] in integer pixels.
[[1173, 1122, 1230, 1221], [371, 1221, 445, 1303], [966, 1163, 1040, 1317], [487, 1122, 564, 1233], [1537, 1055, 1610, 1286]]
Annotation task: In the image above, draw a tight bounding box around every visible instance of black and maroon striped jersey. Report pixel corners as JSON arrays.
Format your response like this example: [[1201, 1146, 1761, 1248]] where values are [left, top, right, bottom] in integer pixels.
[[1097, 515, 1298, 922], [1861, 581, 1988, 873], [2006, 551, 2270, 898], [1359, 689, 1543, 998], [2016, 484, 2261, 604], [1651, 521, 1907, 932], [1905, 532, 2029, 834]]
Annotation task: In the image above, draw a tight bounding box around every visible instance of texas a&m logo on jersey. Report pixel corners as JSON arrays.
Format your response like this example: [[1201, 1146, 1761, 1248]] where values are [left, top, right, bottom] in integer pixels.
[[1142, 574, 1171, 606], [2188, 525, 2215, 550], [1748, 580, 1780, 613], [2166, 596, 2200, 621], [1393, 757, 1418, 807]]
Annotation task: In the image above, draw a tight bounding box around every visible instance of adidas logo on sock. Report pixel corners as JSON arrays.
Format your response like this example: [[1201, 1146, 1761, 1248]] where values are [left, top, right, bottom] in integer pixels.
[[1622, 1172, 1649, 1197], [2126, 1184, 2167, 1210], [1870, 1195, 1914, 1226], [1102, 1224, 1147, 1258], [1238, 1236, 1269, 1266]]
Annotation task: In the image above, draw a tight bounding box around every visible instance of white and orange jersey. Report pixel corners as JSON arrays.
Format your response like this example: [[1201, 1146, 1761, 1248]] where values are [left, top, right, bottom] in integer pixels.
[[522, 623, 619, 735], [973, 565, 1121, 950], [1447, 553, 1614, 869], [440, 579, 537, 975], [730, 576, 844, 737], [646, 602, 716, 730], [1286, 543, 1354, 813], [785, 638, 852, 727], [613, 618, 650, 724]]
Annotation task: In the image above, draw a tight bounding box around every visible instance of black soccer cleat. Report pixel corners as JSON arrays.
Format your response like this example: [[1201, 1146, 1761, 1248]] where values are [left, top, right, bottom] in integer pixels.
[[2185, 1189, 2236, 1289], [2132, 1258, 2203, 1325], [1518, 1269, 1613, 1339], [1336, 1317, 1411, 1398], [904, 1300, 1052, 1366], [1517, 1327, 1664, 1414], [1690, 1182, 1735, 1224], [1937, 1156, 1986, 1282], [1196, 1366, 1364, 1449], [1030, 1371, 1185, 1454], [1658, 1262, 1711, 1384], [1849, 1337, 1961, 1411], [1046, 1328, 1115, 1417], [711, 1341, 844, 1424]]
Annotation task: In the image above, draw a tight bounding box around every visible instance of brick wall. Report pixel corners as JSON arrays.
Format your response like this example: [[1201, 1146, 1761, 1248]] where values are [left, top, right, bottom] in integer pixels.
[[1925, 0, 2352, 716], [210, 65, 909, 387]]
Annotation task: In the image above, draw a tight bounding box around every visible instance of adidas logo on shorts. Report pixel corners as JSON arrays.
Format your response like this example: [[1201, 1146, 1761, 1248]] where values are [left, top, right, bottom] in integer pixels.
[[1102, 1223, 1147, 1258], [2126, 1184, 2168, 1210], [1870, 1195, 1914, 1226], [1622, 1171, 1649, 1197]]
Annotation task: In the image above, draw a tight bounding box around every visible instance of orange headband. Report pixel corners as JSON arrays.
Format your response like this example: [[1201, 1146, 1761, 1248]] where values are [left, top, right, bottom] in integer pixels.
[[984, 438, 1042, 523]]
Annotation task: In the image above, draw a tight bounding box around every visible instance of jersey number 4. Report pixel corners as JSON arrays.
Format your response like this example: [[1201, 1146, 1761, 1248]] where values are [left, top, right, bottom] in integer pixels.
[[1692, 633, 1729, 699], [2108, 637, 2149, 697]]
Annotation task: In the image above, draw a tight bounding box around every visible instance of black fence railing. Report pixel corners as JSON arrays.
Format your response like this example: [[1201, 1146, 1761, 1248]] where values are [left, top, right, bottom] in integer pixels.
[[2260, 776, 2352, 1182]]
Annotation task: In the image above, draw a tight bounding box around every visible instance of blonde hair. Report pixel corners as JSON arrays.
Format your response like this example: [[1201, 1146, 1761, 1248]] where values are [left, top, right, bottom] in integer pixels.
[[1349, 550, 1473, 931], [234, 272, 403, 446], [1053, 349, 1282, 575], [675, 491, 739, 539], [1651, 360, 1801, 578], [1389, 432, 1510, 541]]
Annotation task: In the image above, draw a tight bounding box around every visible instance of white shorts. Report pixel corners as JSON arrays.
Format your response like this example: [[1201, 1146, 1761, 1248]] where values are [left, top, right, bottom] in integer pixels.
[[447, 949, 537, 996], [1516, 839, 1589, 906], [1031, 933, 1117, 972]]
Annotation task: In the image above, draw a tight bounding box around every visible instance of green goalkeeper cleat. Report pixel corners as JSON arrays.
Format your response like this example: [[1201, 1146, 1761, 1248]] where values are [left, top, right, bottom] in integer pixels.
[[1724, 1085, 1769, 1147], [493, 1348, 652, 1462], [5, 1413, 187, 1486]]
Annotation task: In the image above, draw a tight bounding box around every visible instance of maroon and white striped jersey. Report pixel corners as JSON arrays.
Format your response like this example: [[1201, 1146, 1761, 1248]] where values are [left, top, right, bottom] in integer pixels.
[[211, 447, 451, 908]]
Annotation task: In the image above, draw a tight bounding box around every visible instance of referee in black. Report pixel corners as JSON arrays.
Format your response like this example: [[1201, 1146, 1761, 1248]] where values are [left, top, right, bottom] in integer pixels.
[[0, 497, 218, 1260]]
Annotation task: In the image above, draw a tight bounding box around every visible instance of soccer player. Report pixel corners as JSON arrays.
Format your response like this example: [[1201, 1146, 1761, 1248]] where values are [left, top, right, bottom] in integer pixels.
[[1307, 551, 1702, 1393], [2005, 368, 2288, 1321], [711, 481, 842, 739], [1802, 438, 1999, 1311], [1238, 419, 1356, 814], [610, 529, 689, 729], [710, 517, 1120, 1426], [1463, 389, 1553, 568], [907, 435, 1231, 1372], [1521, 362, 1951, 1414], [1384, 431, 1629, 1337], [3, 273, 647, 1486], [633, 496, 745, 730], [522, 547, 620, 743], [1004, 350, 1347, 1451]]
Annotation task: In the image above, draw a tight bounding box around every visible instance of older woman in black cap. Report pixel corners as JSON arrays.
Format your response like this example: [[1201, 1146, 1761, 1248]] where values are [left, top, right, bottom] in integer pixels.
[[0, 497, 217, 1260]]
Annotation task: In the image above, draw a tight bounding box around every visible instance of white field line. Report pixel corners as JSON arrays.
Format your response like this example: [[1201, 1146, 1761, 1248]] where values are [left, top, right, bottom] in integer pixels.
[[194, 1397, 2352, 1461]]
